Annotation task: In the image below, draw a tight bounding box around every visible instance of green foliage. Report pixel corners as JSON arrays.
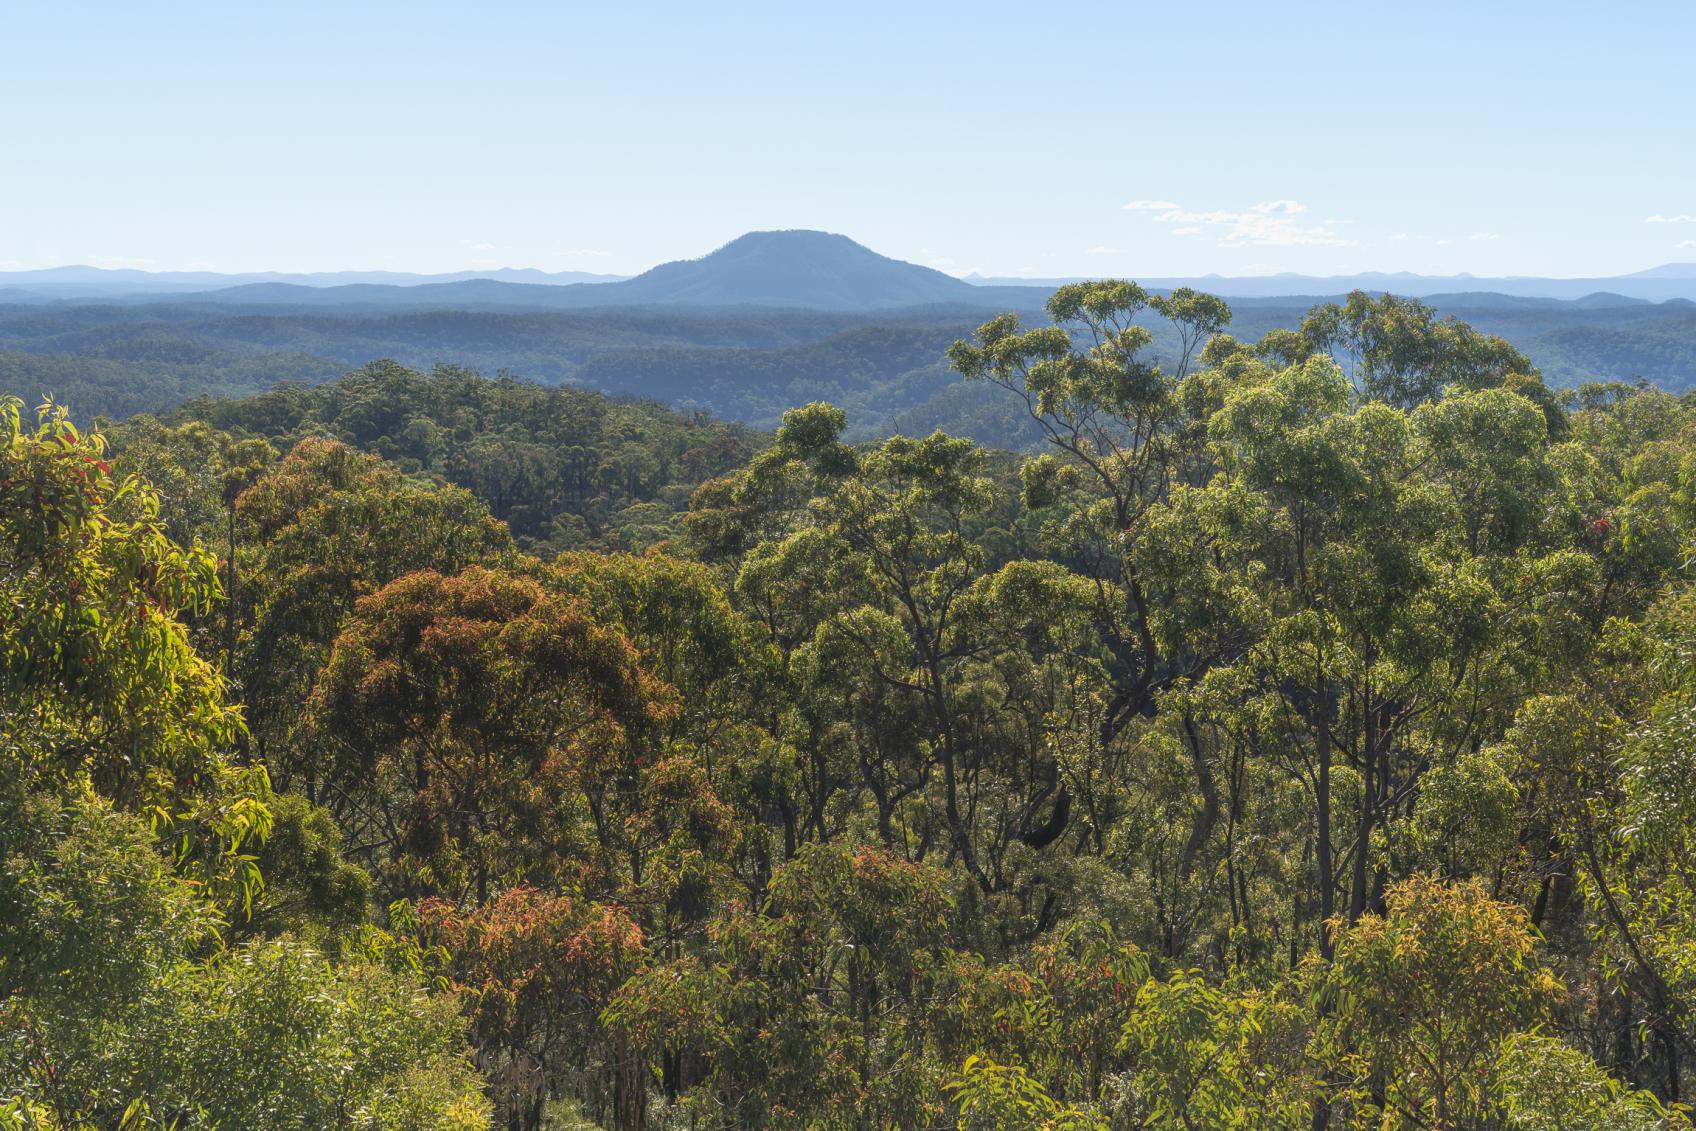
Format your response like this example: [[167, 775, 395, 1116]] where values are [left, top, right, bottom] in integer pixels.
[[132, 942, 489, 1130], [17, 286, 1696, 1129], [177, 361, 757, 552], [947, 1056, 1108, 1131], [237, 791, 374, 942], [233, 433, 515, 797], [1122, 970, 1314, 1129], [1, 398, 491, 1129], [604, 843, 958, 1128], [1495, 1034, 1688, 1130], [0, 792, 487, 1130], [1299, 290, 1538, 409], [1318, 876, 1563, 1128], [1, 396, 240, 805]]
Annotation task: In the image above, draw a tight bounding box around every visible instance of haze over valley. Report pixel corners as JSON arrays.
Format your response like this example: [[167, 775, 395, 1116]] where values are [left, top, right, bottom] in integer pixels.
[[5, 230, 1696, 443]]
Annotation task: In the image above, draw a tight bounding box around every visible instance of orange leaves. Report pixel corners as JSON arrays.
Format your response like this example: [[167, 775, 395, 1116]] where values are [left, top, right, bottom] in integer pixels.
[[411, 885, 645, 1097], [418, 886, 645, 992], [308, 564, 679, 899], [314, 564, 667, 753]]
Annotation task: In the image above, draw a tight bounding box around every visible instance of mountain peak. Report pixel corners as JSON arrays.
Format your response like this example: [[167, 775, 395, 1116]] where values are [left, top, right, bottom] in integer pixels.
[[1624, 263, 1696, 280], [713, 228, 863, 251], [610, 230, 977, 309]]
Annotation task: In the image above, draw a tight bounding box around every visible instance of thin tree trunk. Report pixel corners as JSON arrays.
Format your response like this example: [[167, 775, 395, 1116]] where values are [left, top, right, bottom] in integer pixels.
[[1317, 680, 1335, 959]]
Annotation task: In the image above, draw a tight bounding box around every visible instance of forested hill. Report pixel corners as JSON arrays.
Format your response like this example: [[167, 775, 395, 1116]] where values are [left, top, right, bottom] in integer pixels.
[[0, 231, 1049, 311], [0, 301, 1043, 426], [153, 361, 761, 553]]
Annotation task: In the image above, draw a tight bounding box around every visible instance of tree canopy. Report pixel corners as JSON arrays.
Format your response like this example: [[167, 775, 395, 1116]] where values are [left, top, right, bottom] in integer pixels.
[[9, 281, 1696, 1129]]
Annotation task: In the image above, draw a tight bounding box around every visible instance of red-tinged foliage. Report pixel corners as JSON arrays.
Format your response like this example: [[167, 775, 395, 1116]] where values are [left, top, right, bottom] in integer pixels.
[[309, 565, 677, 899], [414, 887, 646, 1127], [232, 436, 514, 795]]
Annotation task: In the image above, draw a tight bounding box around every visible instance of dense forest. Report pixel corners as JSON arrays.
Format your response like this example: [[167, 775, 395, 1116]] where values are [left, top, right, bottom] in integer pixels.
[[150, 362, 760, 553], [3, 283, 1695, 452], [9, 282, 1696, 1129]]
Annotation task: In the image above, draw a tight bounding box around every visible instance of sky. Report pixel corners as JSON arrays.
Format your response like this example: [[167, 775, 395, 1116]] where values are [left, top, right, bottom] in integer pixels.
[[3, 0, 1694, 280]]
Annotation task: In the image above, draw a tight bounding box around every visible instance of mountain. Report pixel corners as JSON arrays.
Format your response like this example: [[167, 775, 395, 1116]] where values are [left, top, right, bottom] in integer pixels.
[[31, 232, 1050, 313], [15, 238, 1696, 309], [3, 283, 1695, 452], [0, 264, 628, 299], [1623, 263, 1696, 280], [0, 232, 1003, 310], [138, 278, 622, 309], [569, 230, 996, 309], [968, 265, 1696, 303], [4, 232, 1696, 440]]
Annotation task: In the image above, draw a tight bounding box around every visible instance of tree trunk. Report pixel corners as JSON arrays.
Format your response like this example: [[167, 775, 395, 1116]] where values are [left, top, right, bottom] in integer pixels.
[[1317, 685, 1335, 959]]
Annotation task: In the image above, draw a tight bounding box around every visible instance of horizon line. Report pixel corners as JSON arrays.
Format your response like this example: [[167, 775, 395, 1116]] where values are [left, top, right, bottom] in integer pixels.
[[5, 261, 1695, 285]]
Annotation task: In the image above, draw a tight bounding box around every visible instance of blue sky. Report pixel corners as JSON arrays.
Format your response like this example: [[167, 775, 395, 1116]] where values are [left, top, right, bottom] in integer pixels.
[[3, 0, 1692, 278]]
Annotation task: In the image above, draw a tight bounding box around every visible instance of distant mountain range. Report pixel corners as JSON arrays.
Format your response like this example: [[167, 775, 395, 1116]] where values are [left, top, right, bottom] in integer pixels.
[[966, 267, 1696, 303], [3, 231, 1695, 449], [0, 265, 629, 299], [5, 231, 1696, 307], [0, 232, 1040, 310], [89, 233, 1046, 312]]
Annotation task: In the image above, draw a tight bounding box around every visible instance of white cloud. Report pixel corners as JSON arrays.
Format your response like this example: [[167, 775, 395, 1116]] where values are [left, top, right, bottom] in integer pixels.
[[1129, 198, 1356, 248], [1469, 232, 1500, 241], [1646, 214, 1696, 224], [1436, 238, 1454, 246], [460, 239, 497, 251], [1085, 246, 1122, 255], [1390, 233, 1413, 241], [555, 248, 611, 257], [1678, 240, 1696, 249]]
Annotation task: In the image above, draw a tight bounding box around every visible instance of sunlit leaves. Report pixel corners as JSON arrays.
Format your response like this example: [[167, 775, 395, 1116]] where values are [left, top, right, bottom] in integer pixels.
[[1320, 875, 1562, 1127], [1, 397, 241, 806], [308, 566, 673, 899]]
